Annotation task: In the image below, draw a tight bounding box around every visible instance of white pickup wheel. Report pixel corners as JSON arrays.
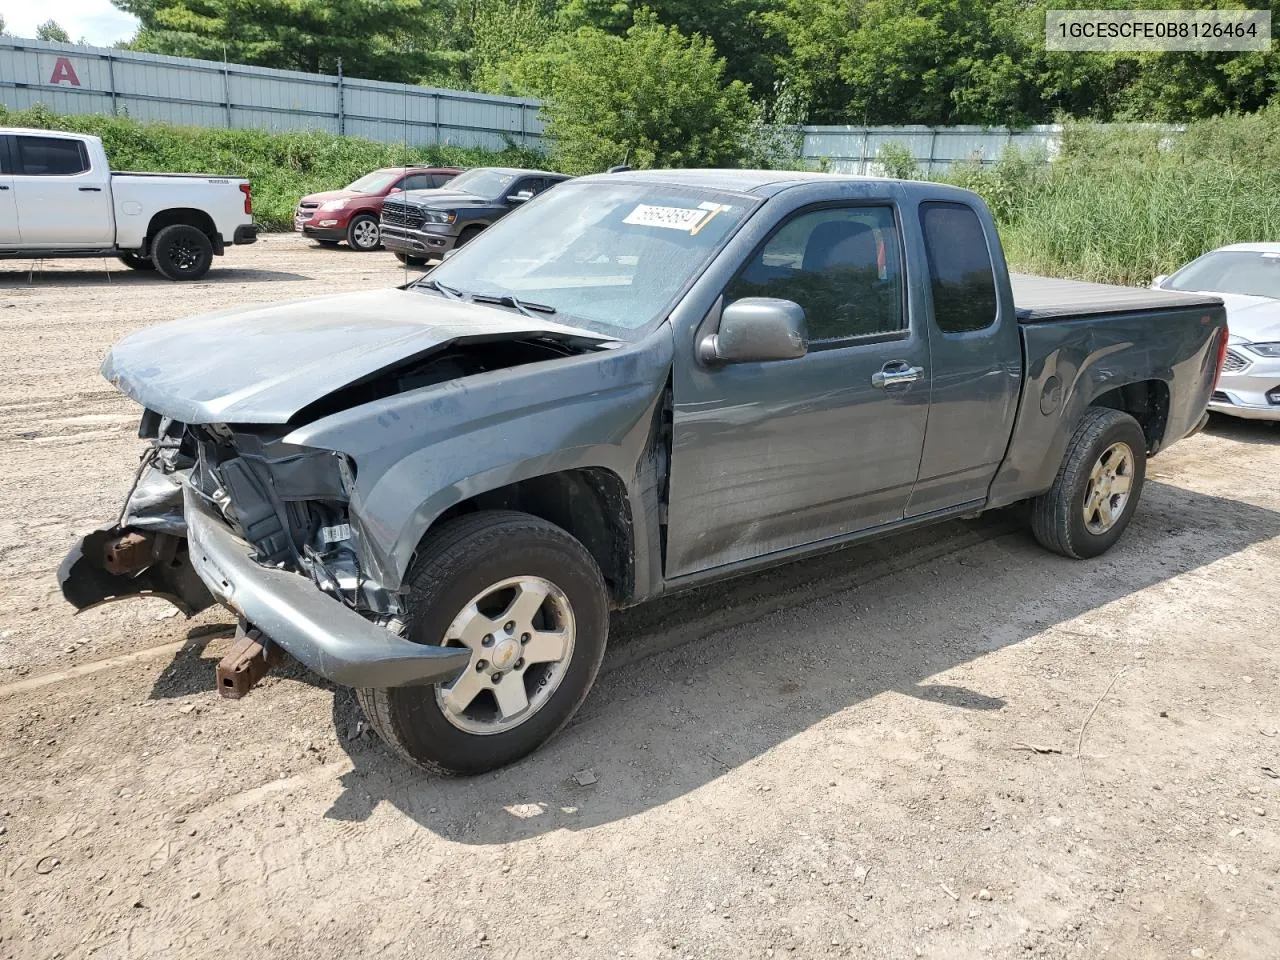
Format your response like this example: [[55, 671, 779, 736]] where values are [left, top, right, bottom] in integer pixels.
[[357, 511, 609, 775], [1030, 407, 1148, 559], [151, 223, 213, 281]]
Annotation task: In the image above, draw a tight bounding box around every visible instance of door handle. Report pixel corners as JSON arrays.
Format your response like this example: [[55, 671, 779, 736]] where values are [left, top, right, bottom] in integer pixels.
[[871, 362, 924, 388], [78, 187, 103, 192]]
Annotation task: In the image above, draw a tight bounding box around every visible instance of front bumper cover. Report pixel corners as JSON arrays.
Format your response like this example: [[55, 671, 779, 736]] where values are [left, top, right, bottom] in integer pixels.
[[381, 225, 458, 258], [301, 224, 346, 242], [183, 487, 470, 688]]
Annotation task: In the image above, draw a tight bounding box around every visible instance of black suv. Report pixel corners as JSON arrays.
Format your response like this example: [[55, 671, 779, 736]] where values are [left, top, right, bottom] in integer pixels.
[[380, 167, 571, 265]]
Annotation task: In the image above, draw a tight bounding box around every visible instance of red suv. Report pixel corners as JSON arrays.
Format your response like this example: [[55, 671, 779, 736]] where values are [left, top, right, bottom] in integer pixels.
[[295, 167, 462, 251]]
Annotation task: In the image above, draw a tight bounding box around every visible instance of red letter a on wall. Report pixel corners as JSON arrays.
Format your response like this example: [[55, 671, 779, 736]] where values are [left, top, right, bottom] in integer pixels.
[[50, 57, 81, 86]]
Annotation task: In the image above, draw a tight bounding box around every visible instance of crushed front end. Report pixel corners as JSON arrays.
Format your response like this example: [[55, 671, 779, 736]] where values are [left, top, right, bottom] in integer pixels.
[[59, 412, 470, 691]]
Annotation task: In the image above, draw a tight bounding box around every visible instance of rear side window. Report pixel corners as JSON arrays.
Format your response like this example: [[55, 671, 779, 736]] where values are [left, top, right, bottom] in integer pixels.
[[920, 202, 998, 333], [429, 173, 455, 188], [15, 136, 90, 176]]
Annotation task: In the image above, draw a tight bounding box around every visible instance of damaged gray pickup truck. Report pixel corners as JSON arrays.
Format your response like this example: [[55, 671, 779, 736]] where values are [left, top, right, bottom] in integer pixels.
[[61, 170, 1228, 775]]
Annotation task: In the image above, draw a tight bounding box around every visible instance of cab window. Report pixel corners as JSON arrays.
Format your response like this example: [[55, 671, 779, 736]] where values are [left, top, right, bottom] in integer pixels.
[[919, 202, 998, 333], [726, 205, 905, 343], [14, 136, 90, 176]]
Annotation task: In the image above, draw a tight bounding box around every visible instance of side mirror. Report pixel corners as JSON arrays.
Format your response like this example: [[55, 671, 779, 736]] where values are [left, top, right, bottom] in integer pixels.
[[387, 187, 403, 194], [506, 190, 535, 204], [699, 298, 808, 365]]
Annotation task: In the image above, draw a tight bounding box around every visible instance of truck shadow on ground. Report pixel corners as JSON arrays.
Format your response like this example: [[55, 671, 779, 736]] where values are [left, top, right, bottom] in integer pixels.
[[1204, 414, 1279, 445], [0, 266, 311, 285], [305, 479, 1279, 841]]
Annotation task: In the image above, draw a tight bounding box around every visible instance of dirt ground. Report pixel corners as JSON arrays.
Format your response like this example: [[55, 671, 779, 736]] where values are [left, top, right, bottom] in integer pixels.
[[1, 235, 1278, 960]]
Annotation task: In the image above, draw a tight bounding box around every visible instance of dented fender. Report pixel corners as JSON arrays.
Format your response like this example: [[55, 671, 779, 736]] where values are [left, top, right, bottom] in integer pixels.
[[285, 327, 675, 596]]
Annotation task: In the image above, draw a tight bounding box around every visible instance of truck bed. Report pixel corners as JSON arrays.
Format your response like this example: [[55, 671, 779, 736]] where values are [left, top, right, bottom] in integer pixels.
[[1011, 274, 1222, 323]]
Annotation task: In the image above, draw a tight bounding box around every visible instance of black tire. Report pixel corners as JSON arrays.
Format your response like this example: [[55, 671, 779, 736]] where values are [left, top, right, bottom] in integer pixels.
[[117, 252, 154, 271], [357, 510, 609, 775], [346, 213, 381, 251], [151, 223, 213, 281], [394, 252, 428, 267], [1030, 408, 1147, 559], [455, 225, 484, 248]]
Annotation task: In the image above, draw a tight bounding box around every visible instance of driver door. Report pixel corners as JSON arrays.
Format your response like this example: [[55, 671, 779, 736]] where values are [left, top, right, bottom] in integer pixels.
[[665, 202, 931, 578]]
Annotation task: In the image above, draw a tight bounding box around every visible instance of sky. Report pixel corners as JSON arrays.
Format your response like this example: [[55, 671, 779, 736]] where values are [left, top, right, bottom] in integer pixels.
[[2, 0, 140, 47]]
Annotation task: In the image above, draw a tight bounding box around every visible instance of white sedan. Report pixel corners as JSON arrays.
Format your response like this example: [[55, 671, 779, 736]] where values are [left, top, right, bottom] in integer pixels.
[[1154, 243, 1280, 421]]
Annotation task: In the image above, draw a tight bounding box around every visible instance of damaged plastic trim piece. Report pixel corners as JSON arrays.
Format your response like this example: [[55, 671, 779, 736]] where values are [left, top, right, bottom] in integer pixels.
[[183, 487, 471, 688], [58, 527, 214, 616]]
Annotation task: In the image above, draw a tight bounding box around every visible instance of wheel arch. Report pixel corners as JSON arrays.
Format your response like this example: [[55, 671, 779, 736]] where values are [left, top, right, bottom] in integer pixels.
[[144, 208, 220, 254], [415, 467, 637, 606], [1088, 378, 1171, 454]]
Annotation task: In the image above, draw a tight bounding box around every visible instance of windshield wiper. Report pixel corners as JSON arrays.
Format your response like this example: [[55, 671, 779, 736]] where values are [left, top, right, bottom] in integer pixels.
[[415, 277, 465, 301], [470, 293, 557, 317]]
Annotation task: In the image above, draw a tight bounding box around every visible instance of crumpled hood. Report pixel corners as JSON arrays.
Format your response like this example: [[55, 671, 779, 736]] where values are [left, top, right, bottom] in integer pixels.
[[102, 289, 609, 425]]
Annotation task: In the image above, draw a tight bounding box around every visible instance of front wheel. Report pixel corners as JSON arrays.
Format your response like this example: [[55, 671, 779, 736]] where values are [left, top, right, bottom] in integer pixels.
[[151, 224, 213, 281], [1030, 408, 1147, 559], [346, 213, 380, 251], [118, 252, 154, 271], [357, 511, 609, 775]]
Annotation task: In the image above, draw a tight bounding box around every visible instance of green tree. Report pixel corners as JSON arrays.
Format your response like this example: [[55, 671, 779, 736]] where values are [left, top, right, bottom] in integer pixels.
[[36, 20, 72, 42], [113, 0, 450, 81], [766, 0, 1278, 126], [535, 10, 754, 173], [457, 0, 559, 93], [1103, 0, 1280, 120], [561, 0, 785, 96], [768, 0, 1116, 125]]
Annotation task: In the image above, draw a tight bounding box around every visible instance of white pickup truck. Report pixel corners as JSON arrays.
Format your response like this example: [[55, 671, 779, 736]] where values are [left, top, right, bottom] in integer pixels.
[[0, 128, 258, 280]]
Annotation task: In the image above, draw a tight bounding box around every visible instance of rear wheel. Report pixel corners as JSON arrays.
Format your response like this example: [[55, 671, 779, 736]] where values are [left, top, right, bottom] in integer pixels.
[[117, 252, 154, 271], [346, 214, 380, 251], [151, 224, 213, 281], [1030, 407, 1147, 559], [357, 511, 609, 775]]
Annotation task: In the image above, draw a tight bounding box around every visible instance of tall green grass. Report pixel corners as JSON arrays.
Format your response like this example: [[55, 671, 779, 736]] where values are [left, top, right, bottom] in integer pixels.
[[943, 108, 1280, 286], [0, 104, 547, 230]]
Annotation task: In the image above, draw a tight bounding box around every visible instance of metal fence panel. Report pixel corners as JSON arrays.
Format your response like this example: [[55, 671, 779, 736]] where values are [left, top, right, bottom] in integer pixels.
[[799, 124, 1065, 173], [0, 37, 545, 149]]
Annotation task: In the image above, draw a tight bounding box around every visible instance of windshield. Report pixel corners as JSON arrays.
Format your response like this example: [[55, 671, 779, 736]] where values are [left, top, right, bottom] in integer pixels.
[[1166, 250, 1280, 300], [445, 168, 521, 199], [346, 170, 401, 194], [422, 180, 755, 336]]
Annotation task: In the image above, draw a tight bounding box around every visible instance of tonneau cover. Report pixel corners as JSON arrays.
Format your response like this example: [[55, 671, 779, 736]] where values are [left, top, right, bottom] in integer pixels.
[[1012, 274, 1222, 323]]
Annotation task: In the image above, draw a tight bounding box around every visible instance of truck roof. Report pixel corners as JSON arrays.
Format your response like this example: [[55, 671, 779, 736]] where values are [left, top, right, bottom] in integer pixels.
[[579, 168, 983, 200], [0, 127, 97, 139]]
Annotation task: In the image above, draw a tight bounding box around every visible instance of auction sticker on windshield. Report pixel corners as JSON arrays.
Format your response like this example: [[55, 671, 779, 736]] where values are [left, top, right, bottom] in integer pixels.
[[624, 202, 731, 233]]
